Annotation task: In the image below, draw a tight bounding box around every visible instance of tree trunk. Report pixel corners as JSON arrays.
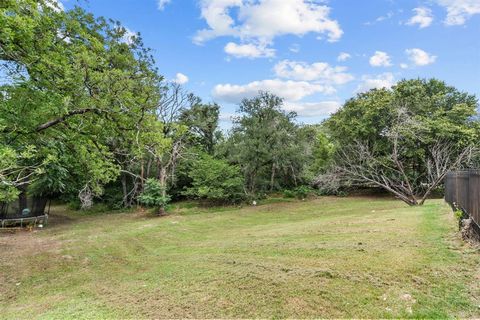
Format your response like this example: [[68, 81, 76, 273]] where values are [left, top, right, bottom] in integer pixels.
[[140, 159, 145, 190], [291, 165, 297, 187], [270, 164, 276, 191], [157, 206, 166, 216], [158, 166, 167, 197], [121, 173, 128, 207]]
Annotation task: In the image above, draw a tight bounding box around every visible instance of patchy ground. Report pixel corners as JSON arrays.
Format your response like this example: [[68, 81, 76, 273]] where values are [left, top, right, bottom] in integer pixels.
[[1, 197, 479, 319]]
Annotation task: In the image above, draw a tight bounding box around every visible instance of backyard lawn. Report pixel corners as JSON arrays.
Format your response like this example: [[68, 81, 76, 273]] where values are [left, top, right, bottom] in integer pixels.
[[1, 197, 479, 319]]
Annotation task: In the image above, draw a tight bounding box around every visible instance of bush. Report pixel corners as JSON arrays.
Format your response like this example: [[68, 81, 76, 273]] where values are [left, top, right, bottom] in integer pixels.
[[283, 189, 295, 198], [139, 179, 171, 215], [184, 154, 245, 204], [294, 185, 313, 199]]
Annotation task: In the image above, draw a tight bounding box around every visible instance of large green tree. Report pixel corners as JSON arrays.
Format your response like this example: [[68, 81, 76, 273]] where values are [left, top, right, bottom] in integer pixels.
[[323, 79, 479, 205], [226, 92, 315, 194], [179, 98, 220, 155], [0, 0, 161, 205]]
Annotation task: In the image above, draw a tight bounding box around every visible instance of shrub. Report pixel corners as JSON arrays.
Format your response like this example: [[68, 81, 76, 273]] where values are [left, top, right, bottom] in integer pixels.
[[294, 185, 313, 199], [139, 179, 171, 215], [283, 189, 295, 198], [184, 154, 245, 204]]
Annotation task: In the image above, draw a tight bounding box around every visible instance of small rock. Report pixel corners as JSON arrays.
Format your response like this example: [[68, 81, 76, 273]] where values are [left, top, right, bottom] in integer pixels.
[[401, 293, 416, 304]]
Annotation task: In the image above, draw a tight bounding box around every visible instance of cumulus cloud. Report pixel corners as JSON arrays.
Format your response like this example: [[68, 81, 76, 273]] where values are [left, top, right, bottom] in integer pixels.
[[407, 7, 434, 28], [45, 0, 64, 11], [369, 51, 393, 67], [120, 27, 137, 45], [283, 101, 342, 117], [212, 79, 335, 104], [337, 52, 351, 62], [224, 42, 275, 58], [158, 0, 171, 10], [405, 48, 437, 66], [273, 60, 354, 85], [436, 0, 480, 25], [194, 0, 343, 48], [356, 73, 395, 93], [173, 73, 189, 85]]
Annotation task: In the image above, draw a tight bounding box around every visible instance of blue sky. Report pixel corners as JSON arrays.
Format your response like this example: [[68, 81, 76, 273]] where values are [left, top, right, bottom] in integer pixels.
[[62, 0, 480, 125]]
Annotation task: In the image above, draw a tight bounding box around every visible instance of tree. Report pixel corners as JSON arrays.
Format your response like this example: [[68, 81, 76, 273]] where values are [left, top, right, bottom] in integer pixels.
[[138, 84, 190, 204], [139, 178, 170, 215], [179, 99, 220, 155], [226, 92, 315, 194], [184, 153, 245, 204], [0, 0, 161, 205], [322, 79, 479, 205]]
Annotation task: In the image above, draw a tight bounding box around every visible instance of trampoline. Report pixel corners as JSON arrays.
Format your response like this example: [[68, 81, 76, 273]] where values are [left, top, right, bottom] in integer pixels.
[[0, 193, 50, 228]]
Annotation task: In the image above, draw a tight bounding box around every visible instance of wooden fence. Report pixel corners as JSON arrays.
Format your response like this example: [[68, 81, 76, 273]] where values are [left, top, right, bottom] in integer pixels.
[[445, 170, 480, 227]]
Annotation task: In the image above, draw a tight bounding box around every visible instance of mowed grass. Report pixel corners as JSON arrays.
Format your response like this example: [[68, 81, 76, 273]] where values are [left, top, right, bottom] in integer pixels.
[[1, 197, 479, 319]]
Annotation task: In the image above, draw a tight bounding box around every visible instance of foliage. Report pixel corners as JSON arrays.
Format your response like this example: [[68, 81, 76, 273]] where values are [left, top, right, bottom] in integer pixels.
[[179, 99, 221, 154], [226, 92, 316, 195], [184, 154, 245, 203], [293, 186, 313, 199], [323, 79, 479, 205], [283, 189, 295, 198], [139, 179, 171, 212], [454, 209, 465, 222], [0, 0, 161, 203]]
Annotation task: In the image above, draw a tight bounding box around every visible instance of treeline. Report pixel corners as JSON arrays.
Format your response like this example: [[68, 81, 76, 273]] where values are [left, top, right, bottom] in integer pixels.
[[1, 1, 479, 212]]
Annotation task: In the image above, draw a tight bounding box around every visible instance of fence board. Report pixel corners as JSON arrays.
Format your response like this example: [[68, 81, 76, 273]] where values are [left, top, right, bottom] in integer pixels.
[[445, 170, 480, 227]]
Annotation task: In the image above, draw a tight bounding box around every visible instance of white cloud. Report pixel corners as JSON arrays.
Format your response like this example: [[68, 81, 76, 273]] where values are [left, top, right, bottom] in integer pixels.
[[158, 0, 171, 10], [212, 79, 335, 104], [45, 0, 64, 11], [194, 0, 343, 45], [120, 27, 136, 45], [405, 48, 437, 66], [273, 60, 354, 84], [407, 7, 434, 28], [173, 73, 189, 85], [400, 63, 409, 69], [356, 73, 395, 93], [364, 11, 394, 25], [289, 44, 300, 53], [369, 51, 393, 67], [224, 42, 275, 58], [283, 101, 342, 117], [219, 112, 235, 122], [436, 0, 480, 25], [337, 52, 351, 62]]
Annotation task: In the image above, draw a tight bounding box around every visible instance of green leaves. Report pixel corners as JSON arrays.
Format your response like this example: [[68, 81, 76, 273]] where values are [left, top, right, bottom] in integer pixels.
[[0, 1, 161, 203], [184, 154, 245, 203], [139, 178, 171, 209]]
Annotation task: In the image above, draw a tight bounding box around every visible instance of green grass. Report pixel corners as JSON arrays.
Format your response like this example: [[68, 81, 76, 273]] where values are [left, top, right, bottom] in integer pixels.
[[1, 197, 479, 319]]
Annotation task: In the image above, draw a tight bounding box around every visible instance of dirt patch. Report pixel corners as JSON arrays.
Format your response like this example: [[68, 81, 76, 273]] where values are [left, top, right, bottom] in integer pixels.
[[0, 230, 63, 299]]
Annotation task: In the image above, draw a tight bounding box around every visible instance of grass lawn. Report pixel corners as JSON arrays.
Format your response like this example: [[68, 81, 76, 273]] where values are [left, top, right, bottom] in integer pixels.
[[1, 196, 479, 319]]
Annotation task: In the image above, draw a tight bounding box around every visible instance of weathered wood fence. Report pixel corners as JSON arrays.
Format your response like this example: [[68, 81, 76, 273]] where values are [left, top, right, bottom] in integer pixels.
[[445, 170, 480, 227]]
